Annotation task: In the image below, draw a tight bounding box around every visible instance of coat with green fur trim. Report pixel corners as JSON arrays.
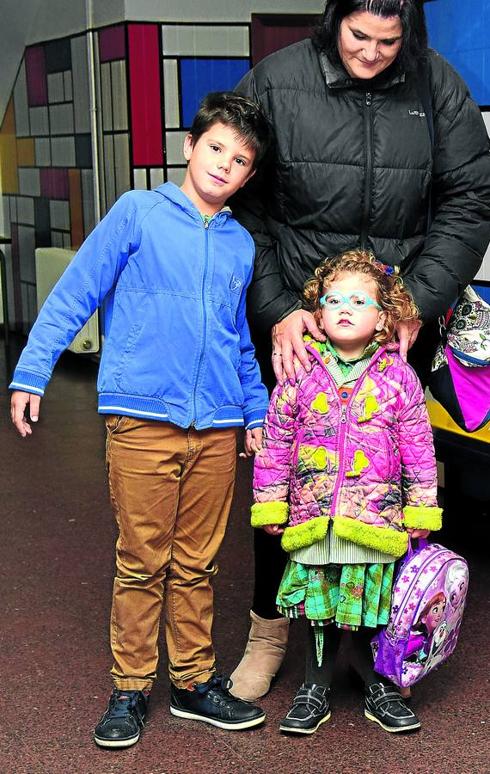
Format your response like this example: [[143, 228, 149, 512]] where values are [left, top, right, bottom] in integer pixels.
[[251, 343, 442, 558]]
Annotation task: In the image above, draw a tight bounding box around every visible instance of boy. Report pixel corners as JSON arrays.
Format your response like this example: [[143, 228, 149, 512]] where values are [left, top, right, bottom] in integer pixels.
[[10, 92, 271, 748]]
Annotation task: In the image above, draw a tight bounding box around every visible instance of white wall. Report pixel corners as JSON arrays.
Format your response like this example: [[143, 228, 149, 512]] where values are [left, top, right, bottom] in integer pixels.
[[124, 0, 323, 22]]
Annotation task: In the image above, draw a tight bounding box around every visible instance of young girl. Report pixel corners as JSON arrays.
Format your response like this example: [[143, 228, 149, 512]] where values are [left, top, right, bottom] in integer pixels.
[[251, 250, 442, 735]]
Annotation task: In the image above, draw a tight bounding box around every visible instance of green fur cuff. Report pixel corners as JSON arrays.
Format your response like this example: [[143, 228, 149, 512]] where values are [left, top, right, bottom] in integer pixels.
[[281, 517, 329, 552], [251, 501, 289, 528], [333, 516, 408, 558], [403, 506, 443, 531]]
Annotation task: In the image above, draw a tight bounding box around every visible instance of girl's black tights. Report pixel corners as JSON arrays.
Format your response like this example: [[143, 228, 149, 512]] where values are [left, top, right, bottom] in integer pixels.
[[304, 624, 343, 687], [304, 624, 381, 689], [348, 627, 382, 688]]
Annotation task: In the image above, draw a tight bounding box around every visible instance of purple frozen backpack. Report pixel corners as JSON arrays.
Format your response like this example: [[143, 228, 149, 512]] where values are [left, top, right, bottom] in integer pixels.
[[371, 541, 468, 688]]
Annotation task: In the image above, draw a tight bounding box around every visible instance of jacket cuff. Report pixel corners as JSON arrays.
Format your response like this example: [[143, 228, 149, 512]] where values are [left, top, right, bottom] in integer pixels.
[[9, 369, 48, 396], [251, 501, 289, 527], [281, 516, 329, 552], [244, 409, 265, 431], [403, 506, 443, 531], [334, 516, 408, 558]]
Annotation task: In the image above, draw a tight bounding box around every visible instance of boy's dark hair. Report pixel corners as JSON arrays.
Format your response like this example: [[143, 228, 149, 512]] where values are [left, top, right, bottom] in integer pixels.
[[312, 0, 428, 73], [188, 92, 271, 168]]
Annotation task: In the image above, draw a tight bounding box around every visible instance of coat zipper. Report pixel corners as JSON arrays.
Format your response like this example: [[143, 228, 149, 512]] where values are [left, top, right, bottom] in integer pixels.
[[191, 216, 210, 425], [360, 91, 373, 249], [322, 346, 384, 517]]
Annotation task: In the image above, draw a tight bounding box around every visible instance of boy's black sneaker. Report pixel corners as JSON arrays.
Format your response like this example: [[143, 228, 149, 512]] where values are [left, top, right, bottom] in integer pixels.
[[279, 683, 331, 735], [170, 675, 265, 730], [364, 682, 420, 733], [93, 689, 149, 748]]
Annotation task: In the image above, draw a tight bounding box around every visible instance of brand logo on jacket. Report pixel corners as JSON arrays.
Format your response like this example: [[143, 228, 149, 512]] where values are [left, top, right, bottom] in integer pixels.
[[408, 109, 427, 118], [230, 276, 242, 292]]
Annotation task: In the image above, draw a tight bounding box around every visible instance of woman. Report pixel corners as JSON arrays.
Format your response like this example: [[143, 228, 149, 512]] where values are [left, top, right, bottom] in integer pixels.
[[230, 0, 490, 702]]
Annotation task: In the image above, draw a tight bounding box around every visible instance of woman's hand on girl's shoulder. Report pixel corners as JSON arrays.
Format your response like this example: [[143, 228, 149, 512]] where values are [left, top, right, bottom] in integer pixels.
[[272, 309, 325, 383], [396, 319, 423, 361]]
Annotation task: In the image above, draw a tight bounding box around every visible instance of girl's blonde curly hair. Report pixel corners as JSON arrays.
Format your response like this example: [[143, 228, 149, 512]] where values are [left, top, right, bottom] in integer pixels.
[[303, 249, 419, 345]]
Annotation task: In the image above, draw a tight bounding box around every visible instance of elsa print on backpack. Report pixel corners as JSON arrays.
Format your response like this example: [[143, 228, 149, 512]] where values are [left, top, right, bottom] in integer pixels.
[[372, 542, 469, 687]]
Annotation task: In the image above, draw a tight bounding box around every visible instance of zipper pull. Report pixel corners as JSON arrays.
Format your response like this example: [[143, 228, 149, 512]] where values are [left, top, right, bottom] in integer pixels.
[[340, 407, 347, 423], [366, 92, 372, 106]]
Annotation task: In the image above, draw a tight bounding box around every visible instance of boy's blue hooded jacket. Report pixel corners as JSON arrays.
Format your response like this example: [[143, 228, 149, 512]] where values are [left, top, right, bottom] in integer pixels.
[[10, 182, 268, 430]]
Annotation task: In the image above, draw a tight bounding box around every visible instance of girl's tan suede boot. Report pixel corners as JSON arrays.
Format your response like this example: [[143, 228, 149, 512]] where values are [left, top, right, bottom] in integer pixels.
[[229, 611, 289, 701]]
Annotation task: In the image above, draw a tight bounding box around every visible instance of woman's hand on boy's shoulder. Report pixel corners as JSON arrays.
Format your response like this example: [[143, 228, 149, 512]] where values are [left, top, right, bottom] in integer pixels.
[[10, 390, 42, 437], [241, 427, 263, 458]]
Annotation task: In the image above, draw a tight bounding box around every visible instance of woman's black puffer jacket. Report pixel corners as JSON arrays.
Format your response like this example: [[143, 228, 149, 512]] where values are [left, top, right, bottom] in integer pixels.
[[234, 39, 490, 329]]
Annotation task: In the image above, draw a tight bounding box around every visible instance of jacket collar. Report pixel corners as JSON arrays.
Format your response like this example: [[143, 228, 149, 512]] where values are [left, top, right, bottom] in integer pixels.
[[154, 181, 232, 225], [304, 336, 400, 371], [318, 51, 406, 90]]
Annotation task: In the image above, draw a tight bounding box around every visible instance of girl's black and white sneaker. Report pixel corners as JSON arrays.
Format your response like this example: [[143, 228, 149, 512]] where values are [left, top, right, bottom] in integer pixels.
[[279, 683, 331, 735], [364, 682, 421, 733]]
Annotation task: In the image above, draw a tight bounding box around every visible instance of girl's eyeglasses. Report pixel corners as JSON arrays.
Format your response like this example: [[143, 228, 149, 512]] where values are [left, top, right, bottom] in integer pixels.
[[319, 290, 382, 311]]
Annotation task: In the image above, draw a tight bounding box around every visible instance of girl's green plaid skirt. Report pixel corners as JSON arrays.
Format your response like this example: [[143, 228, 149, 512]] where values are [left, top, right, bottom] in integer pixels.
[[276, 560, 395, 631]]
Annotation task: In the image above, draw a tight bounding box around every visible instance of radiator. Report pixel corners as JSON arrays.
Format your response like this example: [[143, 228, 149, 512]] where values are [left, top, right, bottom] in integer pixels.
[[35, 247, 100, 354]]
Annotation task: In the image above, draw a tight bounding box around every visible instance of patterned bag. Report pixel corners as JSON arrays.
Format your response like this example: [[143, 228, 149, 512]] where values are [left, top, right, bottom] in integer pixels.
[[429, 286, 490, 432], [371, 540, 468, 688]]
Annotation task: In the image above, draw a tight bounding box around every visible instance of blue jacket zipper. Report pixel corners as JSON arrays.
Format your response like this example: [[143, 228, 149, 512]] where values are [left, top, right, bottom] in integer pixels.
[[191, 216, 210, 425]]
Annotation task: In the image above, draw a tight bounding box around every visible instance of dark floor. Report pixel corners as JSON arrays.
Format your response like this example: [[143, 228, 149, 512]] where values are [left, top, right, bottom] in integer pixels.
[[1, 339, 489, 774]]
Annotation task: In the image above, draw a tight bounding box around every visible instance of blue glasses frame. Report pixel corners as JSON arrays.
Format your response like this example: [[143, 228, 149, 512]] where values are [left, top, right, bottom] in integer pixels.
[[319, 290, 382, 311]]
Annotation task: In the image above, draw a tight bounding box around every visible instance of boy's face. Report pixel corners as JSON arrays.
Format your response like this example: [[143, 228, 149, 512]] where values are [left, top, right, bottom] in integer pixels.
[[181, 122, 256, 215]]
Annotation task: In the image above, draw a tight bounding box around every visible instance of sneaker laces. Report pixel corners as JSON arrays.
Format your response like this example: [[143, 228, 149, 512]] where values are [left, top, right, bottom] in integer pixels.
[[194, 675, 235, 699], [109, 690, 145, 720], [194, 675, 241, 706]]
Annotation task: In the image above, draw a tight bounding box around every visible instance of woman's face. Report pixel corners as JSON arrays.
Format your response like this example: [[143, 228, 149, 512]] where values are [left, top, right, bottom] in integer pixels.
[[338, 11, 403, 80]]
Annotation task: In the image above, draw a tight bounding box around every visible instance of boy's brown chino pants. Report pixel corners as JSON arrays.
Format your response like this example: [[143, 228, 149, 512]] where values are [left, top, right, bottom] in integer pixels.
[[105, 415, 237, 691]]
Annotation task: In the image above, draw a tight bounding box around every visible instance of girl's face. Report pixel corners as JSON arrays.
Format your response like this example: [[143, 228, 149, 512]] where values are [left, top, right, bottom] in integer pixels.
[[320, 272, 386, 359], [338, 11, 403, 80], [423, 598, 446, 634]]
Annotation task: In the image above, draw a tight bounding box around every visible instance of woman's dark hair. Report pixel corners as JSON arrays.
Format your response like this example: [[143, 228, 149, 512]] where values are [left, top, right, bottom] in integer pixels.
[[312, 0, 428, 72], [188, 92, 271, 168]]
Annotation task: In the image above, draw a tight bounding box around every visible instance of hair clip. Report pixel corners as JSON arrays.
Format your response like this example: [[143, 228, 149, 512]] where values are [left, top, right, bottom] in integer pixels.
[[372, 260, 396, 276]]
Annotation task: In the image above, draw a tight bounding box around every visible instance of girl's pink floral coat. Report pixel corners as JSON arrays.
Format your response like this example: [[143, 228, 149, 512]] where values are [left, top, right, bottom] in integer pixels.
[[251, 341, 442, 558]]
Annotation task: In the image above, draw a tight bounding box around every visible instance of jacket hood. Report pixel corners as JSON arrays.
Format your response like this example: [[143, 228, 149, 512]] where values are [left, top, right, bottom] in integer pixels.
[[304, 337, 399, 368], [153, 181, 232, 225]]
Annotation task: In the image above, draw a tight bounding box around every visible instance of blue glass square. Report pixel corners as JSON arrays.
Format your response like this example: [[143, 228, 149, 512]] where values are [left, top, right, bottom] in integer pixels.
[[180, 58, 250, 127]]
